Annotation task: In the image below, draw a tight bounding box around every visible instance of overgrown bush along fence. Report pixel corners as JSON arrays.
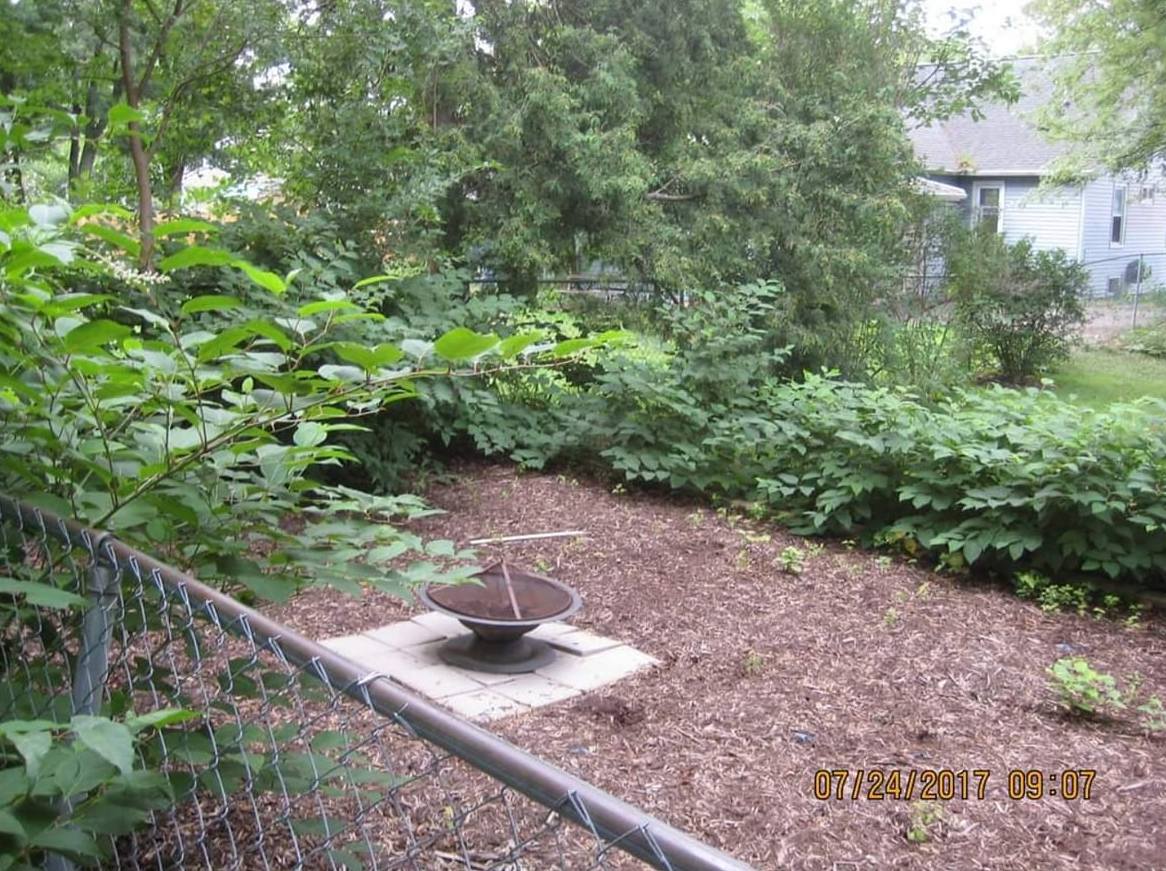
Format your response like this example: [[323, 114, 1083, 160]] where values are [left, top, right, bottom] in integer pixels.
[[395, 281, 1166, 590], [0, 495, 747, 871]]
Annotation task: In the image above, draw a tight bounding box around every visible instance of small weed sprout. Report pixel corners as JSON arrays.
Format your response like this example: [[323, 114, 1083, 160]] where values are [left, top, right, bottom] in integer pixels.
[[686, 510, 703, 527], [1047, 657, 1126, 717], [735, 548, 750, 570], [1125, 604, 1146, 630], [876, 555, 893, 569], [741, 649, 765, 676], [1014, 571, 1045, 599], [915, 581, 932, 599], [1137, 696, 1166, 732], [1048, 657, 1166, 731], [883, 607, 900, 629], [906, 802, 945, 844], [534, 556, 552, 573], [1016, 572, 1144, 622], [779, 546, 805, 575]]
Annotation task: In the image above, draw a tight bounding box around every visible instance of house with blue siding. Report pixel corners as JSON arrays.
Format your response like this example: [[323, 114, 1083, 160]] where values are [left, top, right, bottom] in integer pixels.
[[909, 57, 1166, 296]]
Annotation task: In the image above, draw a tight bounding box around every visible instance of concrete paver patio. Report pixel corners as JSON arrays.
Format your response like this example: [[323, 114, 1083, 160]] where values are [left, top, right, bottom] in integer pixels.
[[321, 611, 657, 722]]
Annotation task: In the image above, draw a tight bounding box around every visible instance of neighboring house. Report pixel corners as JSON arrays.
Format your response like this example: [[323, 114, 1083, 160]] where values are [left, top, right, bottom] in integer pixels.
[[909, 56, 1166, 296]]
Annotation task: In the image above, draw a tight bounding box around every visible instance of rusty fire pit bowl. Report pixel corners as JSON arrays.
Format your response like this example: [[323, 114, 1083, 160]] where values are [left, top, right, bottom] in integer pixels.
[[418, 559, 582, 673]]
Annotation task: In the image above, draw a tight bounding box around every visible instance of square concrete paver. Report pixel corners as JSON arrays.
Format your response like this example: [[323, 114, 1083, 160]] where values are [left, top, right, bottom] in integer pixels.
[[320, 616, 657, 722], [409, 611, 468, 638], [545, 628, 623, 656], [442, 689, 530, 721], [535, 645, 658, 692], [493, 674, 581, 707], [393, 664, 483, 698], [365, 621, 444, 648]]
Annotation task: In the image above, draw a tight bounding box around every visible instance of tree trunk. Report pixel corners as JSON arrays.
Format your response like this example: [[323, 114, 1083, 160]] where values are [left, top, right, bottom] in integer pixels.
[[68, 103, 82, 188], [118, 1, 155, 269], [166, 157, 186, 203]]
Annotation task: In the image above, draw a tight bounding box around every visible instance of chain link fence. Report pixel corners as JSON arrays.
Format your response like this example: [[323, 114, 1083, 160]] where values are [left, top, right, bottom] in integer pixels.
[[1079, 251, 1166, 341], [0, 495, 748, 871]]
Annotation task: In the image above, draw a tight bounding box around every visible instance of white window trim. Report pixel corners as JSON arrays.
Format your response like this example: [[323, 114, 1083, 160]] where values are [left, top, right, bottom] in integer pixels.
[[1111, 183, 1127, 248], [971, 181, 1005, 234]]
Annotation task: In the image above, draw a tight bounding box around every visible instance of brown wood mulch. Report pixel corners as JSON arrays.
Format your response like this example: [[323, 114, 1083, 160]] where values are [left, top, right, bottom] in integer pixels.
[[273, 462, 1166, 871]]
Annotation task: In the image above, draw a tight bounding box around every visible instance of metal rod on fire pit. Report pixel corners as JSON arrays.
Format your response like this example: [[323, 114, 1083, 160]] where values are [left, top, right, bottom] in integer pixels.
[[468, 530, 586, 545], [499, 559, 523, 620]]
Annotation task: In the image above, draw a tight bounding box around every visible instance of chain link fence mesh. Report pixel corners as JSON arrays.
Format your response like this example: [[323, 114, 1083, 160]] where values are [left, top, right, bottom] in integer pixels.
[[0, 496, 747, 871]]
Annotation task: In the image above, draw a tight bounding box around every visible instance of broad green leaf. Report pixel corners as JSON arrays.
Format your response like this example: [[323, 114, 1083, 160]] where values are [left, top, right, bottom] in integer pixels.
[[28, 203, 70, 228], [63, 319, 132, 353], [318, 364, 365, 383], [433, 327, 499, 361], [497, 331, 546, 359], [70, 204, 135, 222], [80, 223, 140, 256], [551, 337, 597, 356], [0, 810, 24, 842], [120, 306, 171, 330], [68, 800, 148, 836], [0, 578, 85, 609], [159, 245, 232, 272], [180, 295, 242, 315], [0, 768, 29, 806], [351, 264, 421, 289], [70, 716, 134, 776], [40, 293, 115, 316], [154, 218, 216, 238], [8, 731, 51, 779], [124, 708, 198, 733], [106, 102, 144, 126], [29, 827, 101, 861], [298, 299, 360, 317], [332, 342, 404, 371], [232, 259, 286, 294], [294, 422, 328, 447]]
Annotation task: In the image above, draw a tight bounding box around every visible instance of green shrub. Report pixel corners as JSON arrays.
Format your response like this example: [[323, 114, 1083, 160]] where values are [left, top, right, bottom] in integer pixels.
[[0, 711, 194, 867], [753, 378, 1166, 586], [1045, 657, 1163, 730], [865, 317, 974, 398], [947, 230, 1087, 383], [1120, 321, 1166, 359], [517, 358, 1166, 589]]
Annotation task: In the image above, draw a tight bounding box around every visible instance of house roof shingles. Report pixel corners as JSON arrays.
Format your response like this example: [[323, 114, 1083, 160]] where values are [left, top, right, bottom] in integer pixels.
[[910, 57, 1069, 175]]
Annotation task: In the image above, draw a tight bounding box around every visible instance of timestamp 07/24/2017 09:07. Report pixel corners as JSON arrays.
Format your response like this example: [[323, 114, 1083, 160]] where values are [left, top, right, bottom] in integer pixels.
[[812, 768, 1098, 801]]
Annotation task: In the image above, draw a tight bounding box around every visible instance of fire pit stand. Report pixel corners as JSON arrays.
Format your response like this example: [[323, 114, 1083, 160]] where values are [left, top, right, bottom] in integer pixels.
[[419, 560, 582, 674]]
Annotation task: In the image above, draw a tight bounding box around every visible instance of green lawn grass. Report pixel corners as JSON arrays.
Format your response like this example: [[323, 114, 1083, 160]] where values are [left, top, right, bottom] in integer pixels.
[[1049, 348, 1166, 409]]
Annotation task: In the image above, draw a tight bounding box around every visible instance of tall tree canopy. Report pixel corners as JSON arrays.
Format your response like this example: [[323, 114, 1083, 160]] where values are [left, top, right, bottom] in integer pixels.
[[1, 0, 1009, 306], [1031, 0, 1166, 173]]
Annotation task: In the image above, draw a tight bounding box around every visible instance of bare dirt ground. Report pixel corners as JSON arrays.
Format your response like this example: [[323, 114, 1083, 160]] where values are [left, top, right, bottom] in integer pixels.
[[276, 463, 1166, 871], [1083, 300, 1164, 343]]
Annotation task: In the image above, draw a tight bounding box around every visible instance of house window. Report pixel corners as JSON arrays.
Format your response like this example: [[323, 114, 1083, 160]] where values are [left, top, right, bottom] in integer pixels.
[[1111, 184, 1127, 246], [972, 183, 1004, 233], [1140, 184, 1155, 204]]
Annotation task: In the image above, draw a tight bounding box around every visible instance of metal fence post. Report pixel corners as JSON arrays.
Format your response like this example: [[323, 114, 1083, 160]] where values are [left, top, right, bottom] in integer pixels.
[[44, 539, 119, 871], [71, 538, 119, 717], [1133, 253, 1145, 329]]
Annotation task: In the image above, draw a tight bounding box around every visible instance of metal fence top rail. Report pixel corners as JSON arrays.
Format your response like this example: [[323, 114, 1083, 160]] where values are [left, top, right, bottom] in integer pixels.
[[0, 494, 752, 871]]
